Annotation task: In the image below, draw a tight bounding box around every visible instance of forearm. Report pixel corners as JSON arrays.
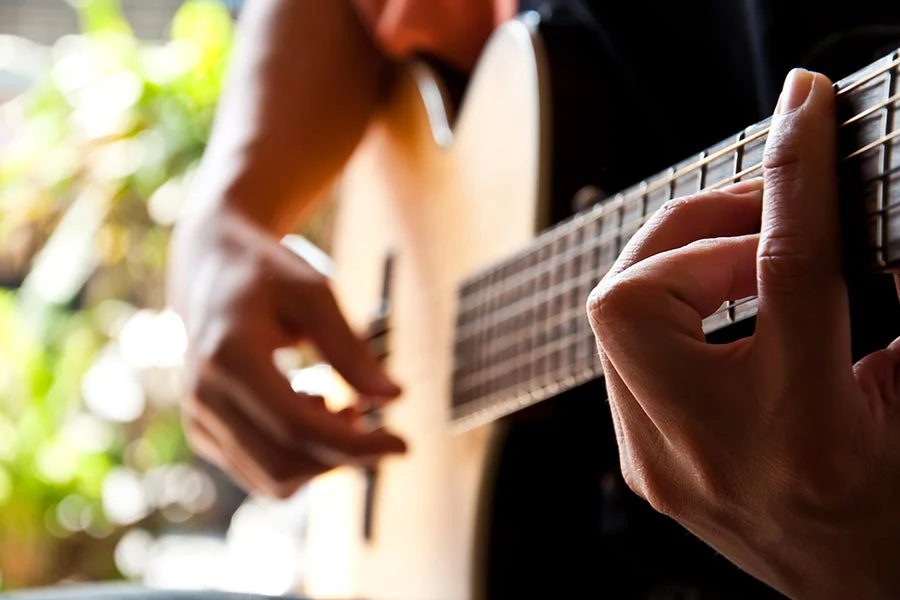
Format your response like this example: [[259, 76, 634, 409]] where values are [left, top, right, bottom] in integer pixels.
[[189, 0, 392, 235]]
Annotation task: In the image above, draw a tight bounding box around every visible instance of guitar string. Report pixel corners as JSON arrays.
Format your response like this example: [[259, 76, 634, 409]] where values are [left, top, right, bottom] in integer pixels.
[[602, 54, 900, 209], [441, 83, 900, 315], [448, 52, 896, 395], [346, 288, 763, 425], [335, 129, 893, 398], [451, 300, 756, 395], [385, 115, 895, 336], [322, 57, 900, 423], [333, 295, 760, 416], [325, 59, 900, 396], [376, 293, 756, 386]]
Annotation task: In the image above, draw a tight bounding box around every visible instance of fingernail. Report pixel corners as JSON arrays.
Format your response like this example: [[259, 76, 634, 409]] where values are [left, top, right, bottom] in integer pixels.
[[775, 68, 815, 114], [724, 177, 764, 194]]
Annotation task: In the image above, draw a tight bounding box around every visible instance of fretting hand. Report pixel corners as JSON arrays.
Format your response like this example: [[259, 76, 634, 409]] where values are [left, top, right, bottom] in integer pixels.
[[588, 69, 900, 598]]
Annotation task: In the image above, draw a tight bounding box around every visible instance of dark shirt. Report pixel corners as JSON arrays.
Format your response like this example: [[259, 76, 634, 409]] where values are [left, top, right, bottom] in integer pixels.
[[521, 0, 900, 218]]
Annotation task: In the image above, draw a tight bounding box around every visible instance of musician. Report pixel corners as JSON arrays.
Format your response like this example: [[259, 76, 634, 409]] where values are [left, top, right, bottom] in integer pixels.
[[165, 0, 900, 598]]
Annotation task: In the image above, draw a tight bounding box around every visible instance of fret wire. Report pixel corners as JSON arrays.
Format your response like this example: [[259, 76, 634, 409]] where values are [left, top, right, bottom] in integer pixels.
[[640, 180, 649, 220], [458, 272, 757, 366], [881, 54, 896, 265], [632, 90, 899, 204], [562, 66, 900, 222], [733, 130, 746, 188], [458, 270, 594, 339], [459, 297, 750, 392], [456, 214, 646, 312], [457, 254, 607, 334], [463, 86, 900, 311], [459, 282, 754, 385], [463, 171, 763, 314], [401, 148, 900, 337], [457, 248, 758, 346], [458, 64, 900, 362], [456, 296, 760, 394], [845, 89, 900, 127], [464, 314, 588, 377], [728, 130, 748, 322], [614, 195, 625, 257], [836, 54, 900, 95], [462, 139, 843, 317], [548, 233, 565, 385], [477, 268, 490, 401], [454, 54, 900, 418], [461, 54, 900, 296], [843, 127, 900, 162], [630, 54, 900, 200], [457, 328, 591, 393], [699, 150, 708, 191], [636, 130, 768, 199], [460, 113, 897, 319], [667, 166, 675, 203], [708, 162, 764, 189], [458, 295, 759, 398], [526, 241, 548, 393]]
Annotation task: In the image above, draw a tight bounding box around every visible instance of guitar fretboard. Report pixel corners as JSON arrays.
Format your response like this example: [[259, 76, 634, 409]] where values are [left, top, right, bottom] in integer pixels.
[[450, 48, 900, 433]]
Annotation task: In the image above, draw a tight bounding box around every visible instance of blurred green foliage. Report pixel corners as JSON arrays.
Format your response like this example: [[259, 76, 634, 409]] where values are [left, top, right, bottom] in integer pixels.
[[0, 0, 235, 588]]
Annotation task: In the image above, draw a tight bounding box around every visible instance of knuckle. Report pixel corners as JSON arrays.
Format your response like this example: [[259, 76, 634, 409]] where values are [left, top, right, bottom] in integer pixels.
[[659, 197, 692, 215], [658, 189, 728, 216], [684, 237, 726, 254], [621, 458, 682, 520], [620, 462, 643, 497], [586, 277, 645, 330], [641, 478, 683, 521], [757, 236, 817, 295]]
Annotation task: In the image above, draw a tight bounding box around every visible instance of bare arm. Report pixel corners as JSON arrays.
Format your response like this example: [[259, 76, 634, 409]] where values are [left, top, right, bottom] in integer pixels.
[[190, 0, 393, 233], [167, 0, 406, 499]]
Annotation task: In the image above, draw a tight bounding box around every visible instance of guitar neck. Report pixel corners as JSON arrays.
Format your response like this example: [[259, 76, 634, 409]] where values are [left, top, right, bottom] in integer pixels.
[[449, 48, 900, 433]]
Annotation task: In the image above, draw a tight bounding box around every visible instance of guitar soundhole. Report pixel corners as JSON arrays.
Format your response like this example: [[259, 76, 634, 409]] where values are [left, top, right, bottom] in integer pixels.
[[481, 379, 786, 599]]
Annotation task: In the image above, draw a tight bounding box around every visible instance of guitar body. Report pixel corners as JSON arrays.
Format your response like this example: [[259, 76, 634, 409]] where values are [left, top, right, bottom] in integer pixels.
[[302, 9, 900, 600], [303, 15, 549, 600]]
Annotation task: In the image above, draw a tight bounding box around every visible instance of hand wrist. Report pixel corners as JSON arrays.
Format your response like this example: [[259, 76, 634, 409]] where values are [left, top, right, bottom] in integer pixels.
[[177, 168, 301, 238]]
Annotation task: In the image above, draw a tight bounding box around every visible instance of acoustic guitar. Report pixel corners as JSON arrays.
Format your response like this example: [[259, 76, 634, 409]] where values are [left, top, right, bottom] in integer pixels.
[[300, 10, 900, 600]]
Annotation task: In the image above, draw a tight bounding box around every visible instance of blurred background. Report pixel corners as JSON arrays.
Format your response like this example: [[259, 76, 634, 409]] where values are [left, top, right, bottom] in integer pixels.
[[0, 0, 335, 595]]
